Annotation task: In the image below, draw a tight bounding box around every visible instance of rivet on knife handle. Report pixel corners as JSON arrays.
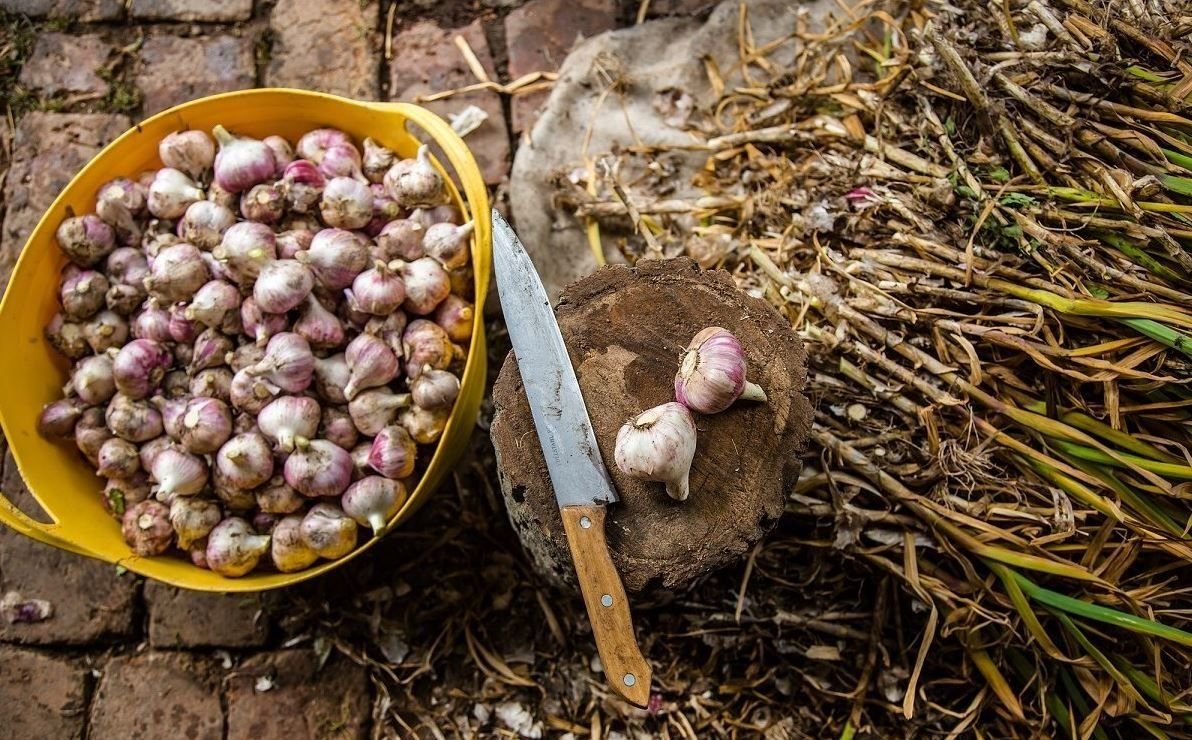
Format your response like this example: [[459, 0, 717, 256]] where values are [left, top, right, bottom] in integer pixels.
[[559, 504, 652, 707]]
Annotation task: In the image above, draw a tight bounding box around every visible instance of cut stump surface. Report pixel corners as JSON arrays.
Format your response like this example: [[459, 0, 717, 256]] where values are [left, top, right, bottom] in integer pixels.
[[491, 258, 811, 595]]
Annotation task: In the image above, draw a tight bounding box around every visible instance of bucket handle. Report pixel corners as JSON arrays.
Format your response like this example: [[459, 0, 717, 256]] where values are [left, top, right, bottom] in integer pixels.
[[375, 102, 492, 281], [0, 493, 98, 558]]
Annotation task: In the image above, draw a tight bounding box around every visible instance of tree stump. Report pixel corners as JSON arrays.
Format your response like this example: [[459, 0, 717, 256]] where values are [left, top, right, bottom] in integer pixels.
[[490, 258, 811, 596]]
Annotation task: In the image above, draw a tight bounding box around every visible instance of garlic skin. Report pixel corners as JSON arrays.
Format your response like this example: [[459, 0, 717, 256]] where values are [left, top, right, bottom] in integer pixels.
[[106, 393, 164, 442], [185, 279, 240, 329], [83, 310, 130, 353], [215, 432, 275, 491], [296, 128, 353, 163], [433, 294, 473, 343], [320, 176, 373, 229], [313, 353, 350, 405], [253, 259, 314, 314], [342, 476, 406, 534], [206, 517, 271, 577], [255, 476, 304, 514], [299, 502, 358, 559], [159, 130, 216, 180], [318, 142, 364, 180], [145, 242, 210, 303], [298, 228, 369, 290], [240, 182, 286, 224], [112, 338, 171, 400], [148, 445, 209, 499], [422, 221, 474, 270], [132, 304, 172, 343], [167, 303, 197, 344], [148, 168, 205, 219], [399, 405, 449, 445], [75, 408, 113, 465], [37, 397, 85, 438], [178, 397, 234, 455], [257, 395, 321, 452], [56, 214, 116, 267], [319, 406, 358, 450], [614, 402, 697, 501], [384, 145, 444, 207], [349, 388, 411, 436], [70, 353, 117, 405], [293, 295, 345, 350], [191, 367, 234, 403], [179, 200, 236, 249], [409, 367, 460, 410], [97, 437, 141, 479], [280, 159, 325, 213], [212, 125, 276, 193], [367, 425, 416, 479], [122, 500, 174, 556], [246, 332, 314, 393], [97, 179, 147, 246], [674, 327, 767, 414], [230, 368, 281, 415], [190, 328, 234, 372], [215, 221, 277, 286], [46, 313, 91, 359], [362, 138, 395, 183], [284, 439, 353, 498], [271, 514, 318, 572], [169, 497, 222, 550], [344, 331, 399, 400], [374, 219, 424, 262], [104, 473, 151, 517], [60, 267, 109, 320], [402, 319, 455, 378], [398, 257, 450, 315], [345, 261, 406, 316], [239, 296, 287, 347], [263, 135, 294, 175]]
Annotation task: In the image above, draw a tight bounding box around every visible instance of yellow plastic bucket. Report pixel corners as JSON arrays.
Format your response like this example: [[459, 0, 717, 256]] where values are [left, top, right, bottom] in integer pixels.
[[0, 89, 491, 591]]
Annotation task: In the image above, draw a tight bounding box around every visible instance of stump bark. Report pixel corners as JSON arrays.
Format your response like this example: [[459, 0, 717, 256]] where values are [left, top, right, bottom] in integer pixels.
[[490, 258, 811, 596]]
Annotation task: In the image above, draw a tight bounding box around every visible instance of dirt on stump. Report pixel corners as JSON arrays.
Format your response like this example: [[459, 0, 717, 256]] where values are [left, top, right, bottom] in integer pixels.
[[491, 257, 812, 596]]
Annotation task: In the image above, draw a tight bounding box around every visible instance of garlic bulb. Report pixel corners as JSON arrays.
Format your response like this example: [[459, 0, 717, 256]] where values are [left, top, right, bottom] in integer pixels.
[[263, 135, 294, 174], [349, 388, 411, 436], [159, 130, 215, 180], [384, 145, 443, 206], [147, 168, 204, 219], [255, 476, 304, 514], [70, 353, 116, 405], [409, 367, 459, 410], [362, 138, 395, 183], [206, 517, 271, 577], [253, 259, 314, 314], [299, 502, 357, 559], [144, 242, 210, 303], [319, 406, 358, 450], [169, 497, 221, 550], [56, 214, 116, 267], [344, 331, 399, 400], [398, 257, 450, 316], [46, 313, 90, 359], [374, 219, 424, 262], [399, 404, 449, 445], [215, 221, 277, 286], [179, 200, 236, 249], [284, 439, 353, 498], [212, 125, 276, 193], [178, 397, 234, 455], [97, 437, 141, 479], [614, 402, 697, 501], [271, 514, 318, 572], [257, 395, 321, 452], [215, 432, 275, 491], [60, 267, 109, 320], [37, 397, 85, 438], [342, 476, 406, 534], [293, 294, 345, 350], [367, 425, 416, 479], [422, 221, 474, 270], [320, 176, 372, 229], [148, 445, 209, 499], [298, 228, 369, 290], [674, 327, 767, 414], [84, 310, 130, 353], [122, 500, 173, 556]]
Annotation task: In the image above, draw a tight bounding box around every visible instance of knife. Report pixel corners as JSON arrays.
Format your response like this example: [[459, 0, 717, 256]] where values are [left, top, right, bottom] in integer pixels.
[[491, 209, 652, 707]]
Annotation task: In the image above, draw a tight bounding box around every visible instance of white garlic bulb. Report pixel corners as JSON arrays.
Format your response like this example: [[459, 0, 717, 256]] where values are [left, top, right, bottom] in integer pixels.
[[614, 402, 697, 501]]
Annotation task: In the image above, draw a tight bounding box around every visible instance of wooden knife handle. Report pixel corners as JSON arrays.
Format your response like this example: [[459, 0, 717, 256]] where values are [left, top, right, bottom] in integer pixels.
[[559, 504, 652, 707]]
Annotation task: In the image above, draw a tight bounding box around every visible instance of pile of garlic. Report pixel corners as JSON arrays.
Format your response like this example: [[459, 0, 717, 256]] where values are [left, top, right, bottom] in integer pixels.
[[36, 125, 475, 577], [614, 327, 766, 501]]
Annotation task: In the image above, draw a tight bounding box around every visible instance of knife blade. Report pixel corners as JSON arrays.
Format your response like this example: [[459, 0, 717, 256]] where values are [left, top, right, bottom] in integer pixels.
[[491, 209, 652, 707]]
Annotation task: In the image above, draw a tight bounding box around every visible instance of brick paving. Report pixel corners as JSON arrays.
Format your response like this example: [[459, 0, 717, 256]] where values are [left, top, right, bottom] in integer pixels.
[[0, 0, 712, 734]]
